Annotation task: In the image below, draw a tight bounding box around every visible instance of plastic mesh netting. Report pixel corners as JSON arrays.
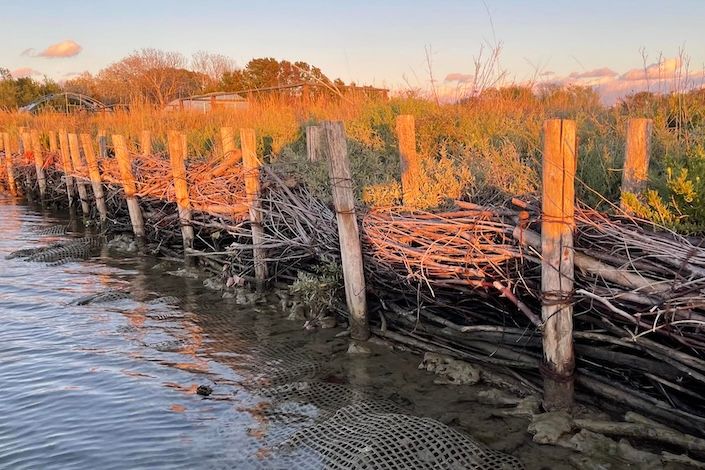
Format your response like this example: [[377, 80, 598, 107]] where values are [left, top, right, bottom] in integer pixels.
[[277, 405, 524, 470]]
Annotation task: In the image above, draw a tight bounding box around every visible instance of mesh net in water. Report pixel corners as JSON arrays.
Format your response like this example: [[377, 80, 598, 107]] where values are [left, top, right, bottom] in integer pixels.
[[276, 404, 525, 470]]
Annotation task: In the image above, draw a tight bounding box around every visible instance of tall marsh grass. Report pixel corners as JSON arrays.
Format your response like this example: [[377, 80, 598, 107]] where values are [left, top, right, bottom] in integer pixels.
[[1, 87, 704, 232]]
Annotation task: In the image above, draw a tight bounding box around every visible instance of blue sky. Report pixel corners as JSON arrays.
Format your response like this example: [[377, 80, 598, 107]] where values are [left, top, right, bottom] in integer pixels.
[[3, 0, 704, 100]]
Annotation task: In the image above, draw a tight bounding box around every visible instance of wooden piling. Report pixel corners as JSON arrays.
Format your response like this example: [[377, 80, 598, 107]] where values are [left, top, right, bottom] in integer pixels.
[[621, 118, 653, 208], [212, 127, 243, 178], [98, 130, 108, 159], [240, 128, 267, 287], [58, 131, 76, 208], [48, 131, 58, 154], [541, 119, 577, 411], [3, 133, 18, 196], [20, 132, 34, 197], [113, 134, 145, 238], [80, 133, 108, 223], [396, 115, 420, 206], [220, 127, 236, 157], [68, 133, 92, 215], [140, 130, 152, 155], [167, 131, 194, 252], [306, 125, 323, 162], [30, 130, 47, 198], [323, 121, 370, 341]]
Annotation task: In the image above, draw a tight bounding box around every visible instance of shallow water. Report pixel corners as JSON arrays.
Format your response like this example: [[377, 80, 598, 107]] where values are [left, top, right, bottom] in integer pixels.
[[0, 196, 574, 470]]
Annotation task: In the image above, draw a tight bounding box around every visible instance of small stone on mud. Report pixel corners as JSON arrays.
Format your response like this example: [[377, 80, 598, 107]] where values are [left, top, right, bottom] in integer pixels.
[[418, 352, 481, 385], [319, 316, 337, 329], [528, 411, 573, 444], [477, 389, 521, 406], [166, 269, 199, 279], [347, 341, 372, 355], [203, 277, 223, 291], [107, 235, 138, 253], [196, 385, 213, 396]]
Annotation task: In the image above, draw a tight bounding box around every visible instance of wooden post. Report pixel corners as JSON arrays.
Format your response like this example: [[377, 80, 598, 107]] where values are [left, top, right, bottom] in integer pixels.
[[98, 130, 108, 159], [58, 131, 76, 208], [140, 130, 152, 155], [113, 134, 145, 238], [322, 121, 370, 341], [220, 127, 236, 158], [20, 132, 34, 197], [3, 133, 18, 196], [167, 131, 194, 253], [80, 133, 108, 223], [240, 128, 267, 287], [68, 133, 92, 215], [30, 130, 47, 199], [306, 125, 323, 162], [396, 115, 420, 206], [621, 118, 653, 208], [48, 131, 58, 154], [541, 119, 576, 411]]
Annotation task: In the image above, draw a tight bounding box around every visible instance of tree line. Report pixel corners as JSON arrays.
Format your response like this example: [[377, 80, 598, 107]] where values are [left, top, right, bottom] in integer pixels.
[[0, 49, 348, 109]]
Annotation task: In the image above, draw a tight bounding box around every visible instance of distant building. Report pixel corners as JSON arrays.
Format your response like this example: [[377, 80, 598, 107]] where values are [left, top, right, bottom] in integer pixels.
[[165, 92, 248, 112]]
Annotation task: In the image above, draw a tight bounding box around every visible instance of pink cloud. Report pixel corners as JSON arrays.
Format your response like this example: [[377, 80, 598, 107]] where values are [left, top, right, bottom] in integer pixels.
[[620, 58, 683, 81], [568, 67, 618, 79], [10, 67, 42, 79], [35, 40, 82, 58], [444, 72, 474, 83]]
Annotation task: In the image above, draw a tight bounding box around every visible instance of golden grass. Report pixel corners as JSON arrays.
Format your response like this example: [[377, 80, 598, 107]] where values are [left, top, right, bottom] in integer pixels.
[[1, 87, 703, 231]]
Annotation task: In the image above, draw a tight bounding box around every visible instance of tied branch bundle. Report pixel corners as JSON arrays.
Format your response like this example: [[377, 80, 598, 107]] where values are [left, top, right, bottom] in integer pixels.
[[360, 199, 705, 435]]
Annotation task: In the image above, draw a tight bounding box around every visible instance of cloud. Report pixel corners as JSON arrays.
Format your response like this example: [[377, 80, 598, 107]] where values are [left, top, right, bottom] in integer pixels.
[[568, 67, 618, 79], [26, 40, 83, 58], [620, 58, 682, 81], [532, 57, 703, 105], [444, 72, 474, 83], [10, 67, 42, 79]]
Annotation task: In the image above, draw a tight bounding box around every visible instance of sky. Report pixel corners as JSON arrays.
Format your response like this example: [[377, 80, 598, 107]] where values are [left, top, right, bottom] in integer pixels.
[[3, 0, 705, 103]]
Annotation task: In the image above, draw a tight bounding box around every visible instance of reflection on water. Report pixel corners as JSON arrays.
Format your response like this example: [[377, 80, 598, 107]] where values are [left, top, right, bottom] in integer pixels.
[[0, 196, 531, 470], [0, 197, 342, 469]]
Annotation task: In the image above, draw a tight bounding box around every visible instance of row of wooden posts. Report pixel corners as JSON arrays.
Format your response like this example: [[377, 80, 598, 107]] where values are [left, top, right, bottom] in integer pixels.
[[0, 116, 653, 410]]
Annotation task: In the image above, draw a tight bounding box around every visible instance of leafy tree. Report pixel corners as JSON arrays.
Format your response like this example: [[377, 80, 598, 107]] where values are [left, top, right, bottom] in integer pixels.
[[219, 58, 337, 93], [0, 68, 61, 110], [96, 49, 204, 105]]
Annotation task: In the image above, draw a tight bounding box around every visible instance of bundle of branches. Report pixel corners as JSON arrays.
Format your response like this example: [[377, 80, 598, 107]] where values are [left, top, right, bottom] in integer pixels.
[[361, 199, 705, 435], [219, 166, 340, 282], [362, 202, 540, 326], [100, 150, 249, 220]]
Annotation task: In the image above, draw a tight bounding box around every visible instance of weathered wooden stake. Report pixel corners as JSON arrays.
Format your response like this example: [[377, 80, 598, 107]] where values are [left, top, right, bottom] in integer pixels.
[[306, 125, 323, 162], [48, 131, 58, 154], [140, 130, 152, 155], [80, 133, 108, 223], [68, 133, 92, 215], [58, 131, 76, 208], [221, 127, 236, 156], [240, 128, 268, 287], [541, 119, 577, 411], [30, 130, 47, 199], [211, 127, 242, 177], [113, 134, 145, 238], [167, 131, 194, 253], [98, 130, 108, 159], [3, 133, 18, 196], [621, 118, 653, 208], [396, 115, 420, 206], [20, 132, 34, 197], [323, 121, 370, 341]]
